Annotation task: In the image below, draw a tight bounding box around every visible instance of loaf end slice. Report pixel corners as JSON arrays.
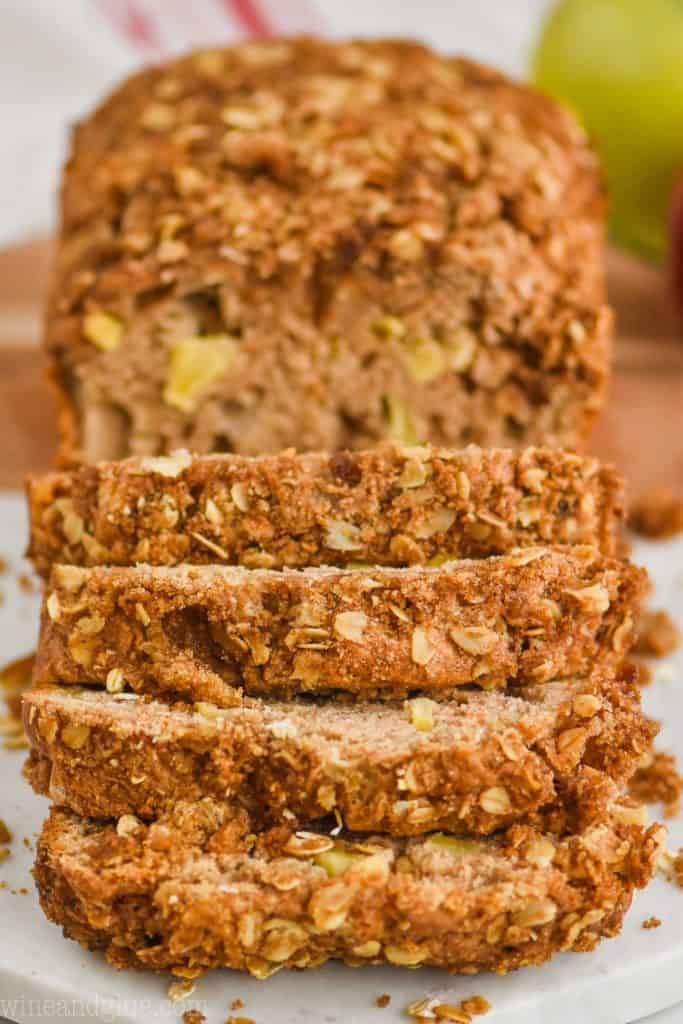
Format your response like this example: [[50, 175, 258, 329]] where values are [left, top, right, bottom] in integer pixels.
[[47, 39, 610, 464]]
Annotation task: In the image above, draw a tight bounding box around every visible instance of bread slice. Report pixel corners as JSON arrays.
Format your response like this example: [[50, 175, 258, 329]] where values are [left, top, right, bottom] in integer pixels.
[[23, 671, 654, 837], [34, 548, 644, 704], [34, 798, 663, 977], [26, 443, 624, 577], [46, 40, 609, 466]]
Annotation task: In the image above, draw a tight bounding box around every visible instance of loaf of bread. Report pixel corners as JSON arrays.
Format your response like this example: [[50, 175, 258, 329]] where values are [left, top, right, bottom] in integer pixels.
[[48, 39, 610, 464], [35, 799, 663, 977]]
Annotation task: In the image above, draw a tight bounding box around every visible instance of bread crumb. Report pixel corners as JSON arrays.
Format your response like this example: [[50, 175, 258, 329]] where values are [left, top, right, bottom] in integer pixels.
[[168, 979, 195, 1002], [461, 997, 491, 1016], [0, 712, 23, 736], [635, 610, 681, 658], [182, 1012, 205, 1024], [226, 1017, 255, 1024], [629, 750, 683, 819], [3, 734, 29, 750], [642, 916, 661, 929], [407, 996, 490, 1021], [674, 850, 683, 887], [432, 1003, 471, 1022], [0, 652, 32, 749], [376, 993, 391, 1008], [633, 660, 654, 687], [659, 847, 683, 887], [17, 572, 35, 594], [229, 999, 244, 1011], [629, 489, 683, 539], [0, 823, 11, 868], [0, 557, 7, 574], [0, 653, 34, 721]]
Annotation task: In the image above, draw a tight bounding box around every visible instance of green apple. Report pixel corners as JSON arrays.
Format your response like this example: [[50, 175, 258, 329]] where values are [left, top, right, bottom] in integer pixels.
[[532, 0, 683, 262]]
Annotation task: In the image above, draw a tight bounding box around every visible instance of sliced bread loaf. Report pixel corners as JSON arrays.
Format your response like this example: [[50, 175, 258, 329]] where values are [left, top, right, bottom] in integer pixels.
[[34, 549, 645, 702], [34, 798, 663, 977], [24, 671, 654, 836], [26, 443, 624, 576]]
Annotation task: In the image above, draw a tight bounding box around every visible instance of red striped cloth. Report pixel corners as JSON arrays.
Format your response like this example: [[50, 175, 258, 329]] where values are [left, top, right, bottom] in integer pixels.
[[97, 0, 322, 56]]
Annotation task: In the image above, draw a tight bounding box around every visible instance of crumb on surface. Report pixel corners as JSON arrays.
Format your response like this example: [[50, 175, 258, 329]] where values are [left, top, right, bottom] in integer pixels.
[[229, 999, 244, 1011], [0, 557, 7, 574], [461, 997, 491, 1016], [0, 653, 33, 750], [658, 847, 683, 887], [376, 993, 391, 1008], [629, 489, 683, 540], [17, 572, 35, 594], [182, 1011, 205, 1024], [406, 996, 490, 1021], [642, 916, 661, 929], [0, 818, 11, 866], [226, 1017, 254, 1024], [675, 850, 683, 887], [168, 979, 196, 1002], [630, 659, 654, 687], [0, 653, 35, 721], [629, 750, 683, 819], [3, 734, 29, 751], [0, 712, 24, 737], [635, 609, 681, 658]]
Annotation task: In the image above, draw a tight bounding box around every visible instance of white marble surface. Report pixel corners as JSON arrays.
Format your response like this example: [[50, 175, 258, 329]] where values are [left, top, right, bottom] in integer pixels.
[[1, 491, 682, 1023]]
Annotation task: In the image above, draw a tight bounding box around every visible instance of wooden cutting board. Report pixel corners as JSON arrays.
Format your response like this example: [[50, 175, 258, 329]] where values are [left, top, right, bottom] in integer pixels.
[[0, 237, 681, 495]]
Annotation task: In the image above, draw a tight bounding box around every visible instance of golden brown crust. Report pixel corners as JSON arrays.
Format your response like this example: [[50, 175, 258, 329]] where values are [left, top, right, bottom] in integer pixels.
[[47, 39, 610, 462], [22, 673, 655, 836], [33, 799, 664, 977], [26, 443, 625, 577], [34, 548, 646, 702]]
